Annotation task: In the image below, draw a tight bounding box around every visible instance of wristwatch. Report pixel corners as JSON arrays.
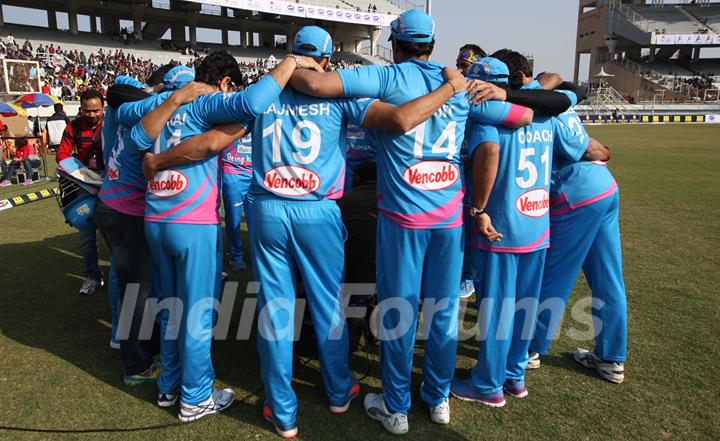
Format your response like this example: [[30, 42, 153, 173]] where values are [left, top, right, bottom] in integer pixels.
[[469, 207, 486, 218]]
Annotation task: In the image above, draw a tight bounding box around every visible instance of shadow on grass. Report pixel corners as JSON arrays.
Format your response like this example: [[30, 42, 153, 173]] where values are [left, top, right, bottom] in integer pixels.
[[0, 231, 470, 439]]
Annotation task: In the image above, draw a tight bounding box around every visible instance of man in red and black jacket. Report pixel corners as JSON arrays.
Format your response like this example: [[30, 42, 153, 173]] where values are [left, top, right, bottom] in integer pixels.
[[56, 89, 106, 295]]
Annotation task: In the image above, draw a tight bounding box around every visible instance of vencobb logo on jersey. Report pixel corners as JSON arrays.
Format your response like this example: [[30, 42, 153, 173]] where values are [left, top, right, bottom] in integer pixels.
[[264, 165, 321, 196], [403, 161, 459, 191], [516, 188, 550, 217], [148, 170, 189, 198]]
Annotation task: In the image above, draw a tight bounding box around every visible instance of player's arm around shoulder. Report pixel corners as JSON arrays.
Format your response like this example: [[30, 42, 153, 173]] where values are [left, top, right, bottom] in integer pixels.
[[361, 67, 468, 134], [143, 123, 249, 179]]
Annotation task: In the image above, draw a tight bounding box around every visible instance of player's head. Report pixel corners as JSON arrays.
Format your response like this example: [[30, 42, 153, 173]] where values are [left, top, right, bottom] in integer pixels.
[[456, 44, 486, 76], [79, 89, 104, 127], [389, 9, 435, 63], [162, 66, 195, 91], [467, 57, 510, 89], [114, 75, 147, 89], [491, 49, 533, 89], [195, 51, 241, 93], [53, 102, 64, 114], [146, 64, 175, 93], [292, 26, 333, 71]]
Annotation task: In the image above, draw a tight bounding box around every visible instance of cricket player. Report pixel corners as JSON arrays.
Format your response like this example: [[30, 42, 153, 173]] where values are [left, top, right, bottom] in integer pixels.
[[287, 9, 590, 434], [140, 25, 469, 438], [220, 133, 253, 270], [523, 75, 627, 384], [451, 55, 610, 408], [130, 51, 322, 422]]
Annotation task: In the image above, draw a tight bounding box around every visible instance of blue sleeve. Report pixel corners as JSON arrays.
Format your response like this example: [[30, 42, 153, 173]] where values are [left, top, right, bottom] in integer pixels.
[[129, 121, 155, 152], [468, 100, 512, 125], [552, 117, 588, 161], [344, 97, 377, 127], [467, 124, 500, 157], [194, 74, 281, 125], [116, 93, 170, 127], [337, 66, 391, 98]]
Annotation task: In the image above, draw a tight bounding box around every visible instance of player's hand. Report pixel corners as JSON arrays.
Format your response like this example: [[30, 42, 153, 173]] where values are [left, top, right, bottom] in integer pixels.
[[292, 55, 325, 73], [443, 67, 468, 94], [173, 81, 215, 104], [142, 152, 157, 180], [476, 213, 503, 242], [467, 80, 508, 104]]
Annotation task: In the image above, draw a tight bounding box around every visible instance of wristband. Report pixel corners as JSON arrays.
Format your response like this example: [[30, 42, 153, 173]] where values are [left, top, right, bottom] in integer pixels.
[[469, 207, 486, 218]]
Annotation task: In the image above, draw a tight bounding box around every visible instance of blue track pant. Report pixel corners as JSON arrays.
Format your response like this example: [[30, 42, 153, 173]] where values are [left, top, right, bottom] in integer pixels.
[[145, 222, 223, 405], [108, 260, 119, 340], [249, 198, 354, 428], [222, 172, 252, 267], [470, 249, 546, 394], [531, 192, 627, 362], [376, 215, 462, 414]]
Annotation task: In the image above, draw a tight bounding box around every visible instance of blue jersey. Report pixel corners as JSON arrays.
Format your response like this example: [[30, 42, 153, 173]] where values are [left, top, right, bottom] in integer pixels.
[[337, 60, 517, 230], [131, 75, 282, 224], [221, 134, 253, 176], [522, 80, 616, 213], [468, 115, 587, 253], [248, 88, 373, 200], [99, 94, 171, 217], [346, 124, 375, 172]]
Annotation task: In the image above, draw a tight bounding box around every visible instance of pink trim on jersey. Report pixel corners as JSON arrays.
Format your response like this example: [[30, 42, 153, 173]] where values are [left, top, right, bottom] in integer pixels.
[[99, 180, 145, 217], [550, 181, 618, 216], [221, 166, 252, 176], [325, 163, 346, 200], [473, 227, 550, 253], [146, 175, 219, 224], [549, 193, 568, 207], [503, 104, 528, 128], [378, 189, 464, 229]]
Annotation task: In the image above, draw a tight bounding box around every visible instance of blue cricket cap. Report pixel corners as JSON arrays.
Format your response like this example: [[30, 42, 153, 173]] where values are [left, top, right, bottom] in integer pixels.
[[114, 75, 146, 89], [467, 57, 510, 84], [293, 26, 333, 57], [163, 66, 195, 90], [390, 9, 435, 43]]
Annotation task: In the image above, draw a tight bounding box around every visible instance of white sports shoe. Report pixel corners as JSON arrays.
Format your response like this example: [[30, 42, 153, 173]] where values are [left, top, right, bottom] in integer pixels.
[[158, 392, 179, 408], [459, 279, 475, 299], [364, 393, 408, 435], [79, 277, 103, 295], [178, 387, 235, 422], [527, 351, 541, 370], [429, 398, 450, 425], [573, 348, 625, 384]]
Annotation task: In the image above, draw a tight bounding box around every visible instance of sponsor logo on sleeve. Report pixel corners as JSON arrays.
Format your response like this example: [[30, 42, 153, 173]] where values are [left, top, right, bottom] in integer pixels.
[[516, 188, 550, 217], [402, 161, 459, 191], [148, 170, 189, 198], [108, 166, 120, 181], [263, 165, 321, 197]]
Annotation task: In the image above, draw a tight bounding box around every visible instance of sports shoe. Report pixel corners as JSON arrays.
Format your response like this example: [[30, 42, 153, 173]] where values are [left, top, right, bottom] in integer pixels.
[[263, 404, 298, 438], [450, 378, 506, 408], [123, 361, 161, 386], [527, 351, 541, 370], [503, 379, 528, 398], [109, 337, 120, 350], [459, 279, 475, 299], [178, 387, 235, 422], [329, 382, 361, 414], [429, 398, 450, 425], [158, 391, 180, 408], [364, 393, 408, 435], [573, 348, 625, 384], [221, 271, 229, 282], [0, 180, 11, 187], [79, 277, 103, 295], [21, 179, 33, 186]]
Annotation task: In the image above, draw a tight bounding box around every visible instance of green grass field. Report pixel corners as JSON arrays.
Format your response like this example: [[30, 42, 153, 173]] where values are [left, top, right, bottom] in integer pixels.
[[1, 124, 719, 440]]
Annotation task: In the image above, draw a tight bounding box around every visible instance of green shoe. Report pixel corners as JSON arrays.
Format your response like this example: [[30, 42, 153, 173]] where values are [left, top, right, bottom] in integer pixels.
[[124, 361, 161, 386]]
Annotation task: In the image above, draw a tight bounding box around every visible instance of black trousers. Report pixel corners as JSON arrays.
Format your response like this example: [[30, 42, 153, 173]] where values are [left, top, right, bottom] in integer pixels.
[[94, 200, 158, 375]]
